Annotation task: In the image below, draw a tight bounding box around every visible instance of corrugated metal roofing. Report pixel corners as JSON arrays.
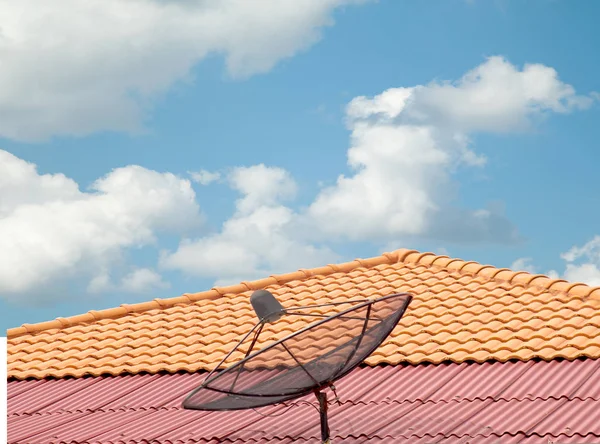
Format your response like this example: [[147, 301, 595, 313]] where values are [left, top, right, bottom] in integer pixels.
[[8, 358, 600, 443]]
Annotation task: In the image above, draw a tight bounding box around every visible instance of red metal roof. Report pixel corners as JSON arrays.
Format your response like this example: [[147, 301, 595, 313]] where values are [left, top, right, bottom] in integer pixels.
[[8, 358, 600, 443]]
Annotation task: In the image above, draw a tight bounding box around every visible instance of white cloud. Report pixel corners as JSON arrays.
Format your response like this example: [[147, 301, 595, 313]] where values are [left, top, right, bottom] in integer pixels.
[[510, 257, 537, 274], [406, 57, 594, 133], [547, 269, 560, 279], [560, 236, 600, 286], [0, 150, 80, 216], [0, 0, 367, 142], [561, 236, 600, 263], [189, 170, 221, 185], [513, 236, 600, 286], [87, 267, 169, 294], [563, 263, 600, 286], [0, 150, 201, 301], [310, 123, 450, 240], [120, 268, 170, 293], [229, 164, 297, 213], [162, 58, 596, 280], [87, 271, 113, 294], [162, 164, 338, 285], [308, 56, 595, 243], [3, 53, 597, 299]]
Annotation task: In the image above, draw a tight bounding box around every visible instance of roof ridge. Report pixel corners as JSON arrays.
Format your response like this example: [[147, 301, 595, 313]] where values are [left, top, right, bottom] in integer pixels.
[[6, 249, 401, 339], [7, 248, 600, 340]]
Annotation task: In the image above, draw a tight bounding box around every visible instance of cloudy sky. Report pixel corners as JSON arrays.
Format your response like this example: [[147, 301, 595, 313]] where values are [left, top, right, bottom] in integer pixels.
[[1, 0, 599, 332]]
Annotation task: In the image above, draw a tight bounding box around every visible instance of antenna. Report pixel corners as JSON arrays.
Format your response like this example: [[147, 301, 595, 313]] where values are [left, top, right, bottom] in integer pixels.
[[183, 290, 412, 443]]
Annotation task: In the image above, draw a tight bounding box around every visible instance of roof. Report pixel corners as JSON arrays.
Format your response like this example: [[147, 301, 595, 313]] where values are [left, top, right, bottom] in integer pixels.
[[8, 248, 600, 380], [8, 358, 600, 443]]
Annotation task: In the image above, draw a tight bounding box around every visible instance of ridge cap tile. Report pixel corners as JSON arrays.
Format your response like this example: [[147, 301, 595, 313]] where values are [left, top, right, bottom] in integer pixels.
[[7, 248, 600, 340], [7, 249, 397, 339]]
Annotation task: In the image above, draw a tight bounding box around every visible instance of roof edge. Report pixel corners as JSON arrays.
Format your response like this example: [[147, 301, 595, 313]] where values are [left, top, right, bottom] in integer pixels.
[[6, 249, 401, 339], [8, 248, 600, 340]]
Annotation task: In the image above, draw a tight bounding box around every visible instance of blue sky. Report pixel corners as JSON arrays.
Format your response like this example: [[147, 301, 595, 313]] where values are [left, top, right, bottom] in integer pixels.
[[1, 0, 599, 332]]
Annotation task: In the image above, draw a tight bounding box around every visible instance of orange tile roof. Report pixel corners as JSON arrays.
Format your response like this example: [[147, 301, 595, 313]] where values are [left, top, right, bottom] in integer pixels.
[[7, 248, 600, 380]]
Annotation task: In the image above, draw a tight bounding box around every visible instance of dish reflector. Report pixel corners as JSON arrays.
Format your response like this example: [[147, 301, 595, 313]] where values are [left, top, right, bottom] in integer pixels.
[[183, 292, 411, 411]]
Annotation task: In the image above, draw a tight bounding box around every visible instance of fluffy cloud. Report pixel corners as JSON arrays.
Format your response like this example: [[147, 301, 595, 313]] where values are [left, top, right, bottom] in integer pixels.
[[162, 164, 338, 285], [0, 0, 366, 141], [120, 268, 170, 293], [88, 268, 170, 294], [405, 57, 594, 132], [512, 237, 600, 286], [0, 150, 201, 301], [560, 236, 600, 286], [308, 57, 595, 243], [4, 54, 596, 300], [164, 58, 596, 282]]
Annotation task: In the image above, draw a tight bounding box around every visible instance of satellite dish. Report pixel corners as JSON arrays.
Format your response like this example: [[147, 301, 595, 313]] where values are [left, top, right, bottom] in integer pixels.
[[183, 291, 412, 443]]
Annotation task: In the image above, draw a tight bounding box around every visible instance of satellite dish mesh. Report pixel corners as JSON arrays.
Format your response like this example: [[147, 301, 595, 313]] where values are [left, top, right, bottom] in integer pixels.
[[183, 293, 412, 411]]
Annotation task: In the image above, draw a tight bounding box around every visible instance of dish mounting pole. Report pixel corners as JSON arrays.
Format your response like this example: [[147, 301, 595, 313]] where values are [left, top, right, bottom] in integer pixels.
[[315, 390, 330, 444]]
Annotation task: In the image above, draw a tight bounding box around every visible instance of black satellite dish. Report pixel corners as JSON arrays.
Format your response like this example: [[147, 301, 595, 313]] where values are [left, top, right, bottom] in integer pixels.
[[183, 290, 412, 443]]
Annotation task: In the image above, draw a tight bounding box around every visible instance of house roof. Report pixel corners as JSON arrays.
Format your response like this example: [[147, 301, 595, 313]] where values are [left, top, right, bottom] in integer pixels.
[[8, 358, 600, 443], [8, 248, 600, 380]]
